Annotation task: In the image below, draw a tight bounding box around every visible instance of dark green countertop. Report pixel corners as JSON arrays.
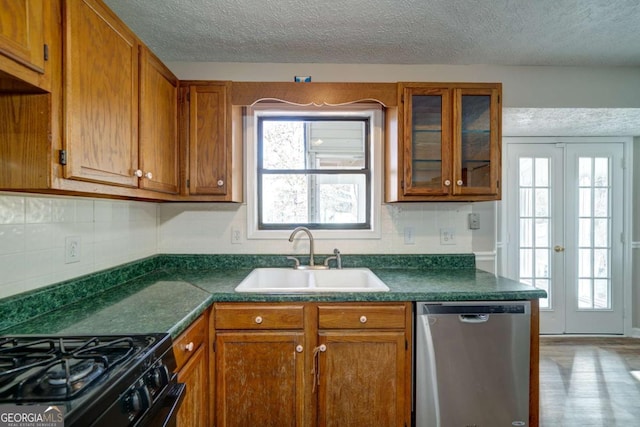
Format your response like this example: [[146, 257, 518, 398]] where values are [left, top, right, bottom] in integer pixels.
[[0, 254, 546, 338]]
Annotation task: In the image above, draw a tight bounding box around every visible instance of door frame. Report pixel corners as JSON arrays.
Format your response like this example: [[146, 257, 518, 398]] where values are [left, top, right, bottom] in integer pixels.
[[499, 136, 633, 336]]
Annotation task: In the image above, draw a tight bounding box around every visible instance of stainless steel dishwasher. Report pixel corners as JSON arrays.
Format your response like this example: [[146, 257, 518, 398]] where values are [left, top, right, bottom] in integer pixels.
[[415, 301, 531, 427]]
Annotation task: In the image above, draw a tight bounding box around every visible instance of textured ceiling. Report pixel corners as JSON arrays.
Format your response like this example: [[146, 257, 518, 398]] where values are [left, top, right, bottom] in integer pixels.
[[503, 108, 640, 137], [103, 0, 640, 66], [103, 0, 640, 136]]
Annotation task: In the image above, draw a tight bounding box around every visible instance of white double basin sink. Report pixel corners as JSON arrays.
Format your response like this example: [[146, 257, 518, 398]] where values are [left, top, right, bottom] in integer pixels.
[[234, 268, 390, 293]]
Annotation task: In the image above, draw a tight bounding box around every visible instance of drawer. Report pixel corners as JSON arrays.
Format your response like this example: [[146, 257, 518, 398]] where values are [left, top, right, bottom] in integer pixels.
[[318, 304, 406, 329], [214, 303, 305, 330], [173, 314, 207, 372]]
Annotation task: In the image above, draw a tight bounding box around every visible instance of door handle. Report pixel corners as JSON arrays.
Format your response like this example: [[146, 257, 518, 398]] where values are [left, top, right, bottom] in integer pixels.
[[554, 245, 565, 252]]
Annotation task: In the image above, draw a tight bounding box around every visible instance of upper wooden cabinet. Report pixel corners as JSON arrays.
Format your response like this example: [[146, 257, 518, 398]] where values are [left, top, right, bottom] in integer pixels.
[[139, 46, 179, 194], [0, 0, 47, 89], [386, 82, 502, 202], [63, 0, 139, 188], [180, 81, 243, 202]]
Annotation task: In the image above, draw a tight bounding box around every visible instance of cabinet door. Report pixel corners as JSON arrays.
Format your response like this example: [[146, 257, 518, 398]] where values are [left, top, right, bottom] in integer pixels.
[[0, 0, 44, 73], [215, 331, 305, 427], [176, 345, 207, 427], [139, 46, 178, 194], [452, 87, 501, 197], [317, 331, 408, 427], [402, 86, 452, 196], [63, 0, 139, 187], [189, 84, 229, 195]]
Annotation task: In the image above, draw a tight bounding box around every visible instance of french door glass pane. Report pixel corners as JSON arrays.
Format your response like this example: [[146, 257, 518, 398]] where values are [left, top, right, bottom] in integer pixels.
[[518, 156, 551, 309], [535, 218, 549, 246], [576, 156, 611, 310]]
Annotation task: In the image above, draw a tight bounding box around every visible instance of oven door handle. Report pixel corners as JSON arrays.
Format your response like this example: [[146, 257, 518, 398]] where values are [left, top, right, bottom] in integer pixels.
[[144, 382, 186, 427]]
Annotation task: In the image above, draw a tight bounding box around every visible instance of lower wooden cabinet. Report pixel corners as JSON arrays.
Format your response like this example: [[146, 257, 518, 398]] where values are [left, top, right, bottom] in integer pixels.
[[212, 302, 412, 427], [215, 331, 306, 426], [173, 311, 209, 427]]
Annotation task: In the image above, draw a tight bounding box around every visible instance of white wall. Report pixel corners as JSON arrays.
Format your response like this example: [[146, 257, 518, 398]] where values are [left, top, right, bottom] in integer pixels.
[[158, 202, 473, 256], [0, 192, 158, 299], [166, 63, 640, 108], [634, 137, 640, 333]]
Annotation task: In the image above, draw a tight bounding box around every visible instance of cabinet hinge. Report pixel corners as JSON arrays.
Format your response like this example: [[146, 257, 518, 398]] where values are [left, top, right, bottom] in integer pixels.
[[400, 94, 404, 104], [405, 339, 408, 350], [212, 341, 216, 352], [400, 180, 404, 191], [497, 94, 500, 104], [186, 179, 190, 189], [497, 179, 500, 189], [59, 150, 67, 166], [43, 44, 49, 61], [186, 92, 190, 102]]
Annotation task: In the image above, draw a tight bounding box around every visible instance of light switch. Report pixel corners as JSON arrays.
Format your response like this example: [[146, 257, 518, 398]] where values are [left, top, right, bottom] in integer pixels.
[[468, 213, 480, 230]]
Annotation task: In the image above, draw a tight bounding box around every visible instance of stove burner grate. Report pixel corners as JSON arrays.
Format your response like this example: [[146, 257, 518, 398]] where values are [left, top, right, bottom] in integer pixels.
[[0, 336, 140, 401]]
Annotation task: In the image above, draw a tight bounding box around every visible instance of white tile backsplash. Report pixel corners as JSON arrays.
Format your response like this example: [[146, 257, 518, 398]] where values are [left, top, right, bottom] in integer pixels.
[[0, 193, 159, 299], [158, 202, 475, 255], [0, 191, 488, 299]]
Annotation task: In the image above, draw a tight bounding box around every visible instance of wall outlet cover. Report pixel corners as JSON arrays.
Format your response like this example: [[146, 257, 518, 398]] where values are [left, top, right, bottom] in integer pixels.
[[65, 236, 81, 263], [440, 228, 456, 245]]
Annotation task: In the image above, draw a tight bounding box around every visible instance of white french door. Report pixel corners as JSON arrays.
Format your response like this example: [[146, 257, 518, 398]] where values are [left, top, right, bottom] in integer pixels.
[[505, 141, 624, 334]]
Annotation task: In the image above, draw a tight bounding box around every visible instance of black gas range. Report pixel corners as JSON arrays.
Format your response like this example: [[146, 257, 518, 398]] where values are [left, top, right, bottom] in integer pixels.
[[0, 333, 185, 426]]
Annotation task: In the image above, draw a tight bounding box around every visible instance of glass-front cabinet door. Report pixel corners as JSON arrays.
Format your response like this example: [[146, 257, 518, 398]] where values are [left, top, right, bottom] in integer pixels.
[[390, 83, 501, 202], [452, 87, 501, 197], [403, 87, 451, 196]]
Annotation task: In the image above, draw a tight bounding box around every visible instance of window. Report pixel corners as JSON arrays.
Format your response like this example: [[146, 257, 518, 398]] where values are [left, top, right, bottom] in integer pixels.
[[246, 104, 382, 239]]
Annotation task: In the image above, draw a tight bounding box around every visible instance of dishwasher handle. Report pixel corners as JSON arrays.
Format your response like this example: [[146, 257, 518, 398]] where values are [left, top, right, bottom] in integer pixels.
[[459, 314, 489, 323]]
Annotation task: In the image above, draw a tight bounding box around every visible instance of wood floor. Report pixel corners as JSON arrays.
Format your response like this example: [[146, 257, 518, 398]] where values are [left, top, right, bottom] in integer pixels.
[[539, 336, 640, 426]]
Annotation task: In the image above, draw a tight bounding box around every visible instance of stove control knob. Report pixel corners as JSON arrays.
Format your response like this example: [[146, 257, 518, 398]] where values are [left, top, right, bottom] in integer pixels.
[[124, 384, 151, 415], [147, 364, 170, 389]]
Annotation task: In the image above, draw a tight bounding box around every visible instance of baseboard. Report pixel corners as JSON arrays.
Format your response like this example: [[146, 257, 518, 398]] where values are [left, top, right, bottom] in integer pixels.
[[631, 328, 640, 338]]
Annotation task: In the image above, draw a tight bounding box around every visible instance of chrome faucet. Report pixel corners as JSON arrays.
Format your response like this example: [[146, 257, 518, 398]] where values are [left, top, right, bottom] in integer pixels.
[[323, 248, 342, 269], [288, 226, 328, 269]]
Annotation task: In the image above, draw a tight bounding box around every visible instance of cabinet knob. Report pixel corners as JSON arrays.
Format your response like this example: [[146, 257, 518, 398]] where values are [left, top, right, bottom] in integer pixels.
[[134, 169, 143, 178], [457, 180, 464, 186], [554, 245, 565, 252], [296, 345, 303, 353], [217, 179, 224, 187], [318, 344, 327, 352], [144, 172, 153, 180], [444, 179, 451, 186], [255, 316, 263, 324], [184, 342, 194, 352], [360, 315, 368, 324]]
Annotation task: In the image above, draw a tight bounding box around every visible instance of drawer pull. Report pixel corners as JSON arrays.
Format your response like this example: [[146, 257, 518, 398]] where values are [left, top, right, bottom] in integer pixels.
[[360, 315, 368, 324], [296, 345, 304, 353], [255, 316, 263, 324], [184, 342, 194, 352]]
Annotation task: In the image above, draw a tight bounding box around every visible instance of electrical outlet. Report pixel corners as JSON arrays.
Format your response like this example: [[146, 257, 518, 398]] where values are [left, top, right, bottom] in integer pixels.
[[404, 226, 415, 245], [440, 228, 456, 245], [231, 227, 242, 244], [65, 236, 81, 263]]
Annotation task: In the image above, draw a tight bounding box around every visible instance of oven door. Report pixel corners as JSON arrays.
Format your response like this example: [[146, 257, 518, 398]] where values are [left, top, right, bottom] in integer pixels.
[[140, 382, 186, 427]]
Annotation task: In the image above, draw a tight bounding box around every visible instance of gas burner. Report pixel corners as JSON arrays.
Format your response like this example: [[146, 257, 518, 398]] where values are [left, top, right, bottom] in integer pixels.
[[48, 360, 101, 387], [0, 336, 140, 401], [0, 334, 177, 427]]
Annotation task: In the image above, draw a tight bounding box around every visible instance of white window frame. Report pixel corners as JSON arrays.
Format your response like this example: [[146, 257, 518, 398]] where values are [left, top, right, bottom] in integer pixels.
[[245, 103, 383, 240]]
